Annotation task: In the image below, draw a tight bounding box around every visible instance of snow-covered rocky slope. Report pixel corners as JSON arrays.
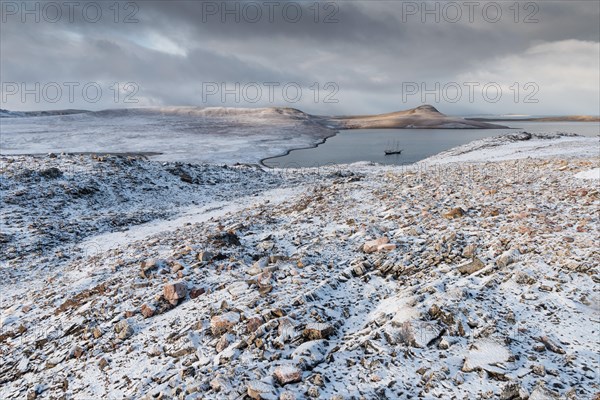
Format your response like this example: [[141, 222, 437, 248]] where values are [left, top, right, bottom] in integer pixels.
[[421, 132, 599, 164], [0, 107, 334, 164], [0, 134, 598, 399]]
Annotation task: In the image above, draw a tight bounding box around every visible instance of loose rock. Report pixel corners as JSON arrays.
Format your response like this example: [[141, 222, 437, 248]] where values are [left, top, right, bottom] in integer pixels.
[[211, 312, 241, 335], [303, 323, 334, 340], [273, 365, 302, 385], [163, 281, 188, 305]]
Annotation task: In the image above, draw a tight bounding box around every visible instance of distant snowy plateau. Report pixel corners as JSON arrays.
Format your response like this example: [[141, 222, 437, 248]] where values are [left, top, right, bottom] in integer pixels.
[[0, 107, 334, 163]]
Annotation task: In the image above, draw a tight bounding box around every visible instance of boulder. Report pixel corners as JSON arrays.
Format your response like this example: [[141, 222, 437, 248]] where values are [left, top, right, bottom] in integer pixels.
[[247, 381, 275, 400], [197, 251, 214, 262], [303, 323, 334, 340], [363, 237, 389, 253], [496, 249, 520, 268], [190, 287, 205, 299], [273, 365, 302, 385], [458, 257, 485, 275], [443, 207, 466, 219], [211, 312, 241, 335], [140, 258, 165, 279], [140, 304, 155, 318], [163, 281, 188, 305], [247, 316, 264, 333], [114, 319, 133, 340]]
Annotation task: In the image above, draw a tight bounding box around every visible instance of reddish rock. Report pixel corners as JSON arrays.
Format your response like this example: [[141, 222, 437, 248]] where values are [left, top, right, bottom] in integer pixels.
[[98, 357, 109, 369], [273, 365, 302, 385], [163, 281, 188, 305], [211, 312, 241, 335], [363, 237, 389, 253], [216, 334, 231, 352], [303, 323, 334, 340], [140, 304, 155, 318], [443, 207, 466, 219], [140, 258, 165, 279], [247, 316, 264, 333], [190, 287, 206, 299], [247, 381, 274, 399]]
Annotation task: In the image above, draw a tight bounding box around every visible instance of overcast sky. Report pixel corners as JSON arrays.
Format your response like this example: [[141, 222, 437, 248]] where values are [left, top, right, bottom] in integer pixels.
[[1, 0, 599, 115]]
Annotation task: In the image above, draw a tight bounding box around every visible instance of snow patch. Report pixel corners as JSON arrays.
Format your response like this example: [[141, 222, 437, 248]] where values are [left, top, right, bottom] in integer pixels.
[[574, 167, 600, 180]]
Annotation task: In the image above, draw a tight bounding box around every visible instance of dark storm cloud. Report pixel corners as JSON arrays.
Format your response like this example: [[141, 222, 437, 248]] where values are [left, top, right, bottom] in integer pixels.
[[1, 0, 598, 114]]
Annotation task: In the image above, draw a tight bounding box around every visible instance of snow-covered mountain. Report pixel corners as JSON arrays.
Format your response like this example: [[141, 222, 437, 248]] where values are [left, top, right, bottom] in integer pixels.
[[0, 107, 334, 164]]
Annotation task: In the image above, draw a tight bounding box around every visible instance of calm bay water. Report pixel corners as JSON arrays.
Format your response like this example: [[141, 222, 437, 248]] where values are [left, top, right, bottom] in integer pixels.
[[262, 121, 599, 168]]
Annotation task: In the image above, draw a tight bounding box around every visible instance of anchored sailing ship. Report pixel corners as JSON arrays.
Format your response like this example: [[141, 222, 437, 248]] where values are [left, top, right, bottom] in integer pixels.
[[384, 141, 403, 155]]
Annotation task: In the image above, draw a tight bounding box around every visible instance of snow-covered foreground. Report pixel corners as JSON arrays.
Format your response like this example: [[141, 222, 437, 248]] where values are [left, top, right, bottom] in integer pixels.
[[1, 134, 599, 399]]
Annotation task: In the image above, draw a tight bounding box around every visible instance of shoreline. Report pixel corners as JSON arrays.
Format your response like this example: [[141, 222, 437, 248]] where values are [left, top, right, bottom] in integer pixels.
[[259, 129, 340, 168]]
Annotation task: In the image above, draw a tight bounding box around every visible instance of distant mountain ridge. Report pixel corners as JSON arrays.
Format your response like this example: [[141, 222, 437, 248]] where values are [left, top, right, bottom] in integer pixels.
[[6, 105, 594, 128], [1, 105, 508, 129], [328, 105, 507, 129]]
